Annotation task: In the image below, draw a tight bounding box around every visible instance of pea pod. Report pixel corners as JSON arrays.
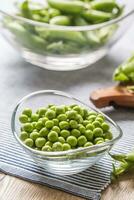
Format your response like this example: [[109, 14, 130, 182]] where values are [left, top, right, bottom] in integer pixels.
[[74, 17, 89, 26], [47, 0, 86, 14], [82, 9, 113, 24], [5, 21, 46, 52], [49, 16, 71, 26], [91, 0, 120, 12], [36, 27, 86, 45], [113, 55, 134, 82]]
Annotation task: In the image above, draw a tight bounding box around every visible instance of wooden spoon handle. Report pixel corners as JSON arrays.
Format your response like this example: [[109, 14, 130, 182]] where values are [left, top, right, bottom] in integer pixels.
[[90, 85, 134, 108]]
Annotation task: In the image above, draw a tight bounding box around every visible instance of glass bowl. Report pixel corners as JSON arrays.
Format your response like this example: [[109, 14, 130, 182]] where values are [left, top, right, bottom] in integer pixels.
[[0, 0, 134, 71], [11, 90, 122, 175]]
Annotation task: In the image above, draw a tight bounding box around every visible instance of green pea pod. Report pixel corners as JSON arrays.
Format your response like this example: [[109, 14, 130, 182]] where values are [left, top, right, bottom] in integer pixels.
[[20, 0, 32, 19], [49, 16, 71, 26], [110, 153, 126, 162], [91, 0, 120, 12], [98, 24, 118, 43], [36, 27, 86, 45], [84, 31, 101, 46], [74, 17, 89, 26], [82, 9, 113, 24], [125, 152, 134, 162], [47, 0, 86, 14], [46, 41, 81, 54], [5, 21, 46, 52], [113, 55, 134, 82], [121, 61, 134, 75], [46, 41, 64, 54]]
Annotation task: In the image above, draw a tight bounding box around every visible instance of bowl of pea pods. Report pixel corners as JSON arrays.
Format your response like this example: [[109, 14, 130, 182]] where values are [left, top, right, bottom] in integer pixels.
[[11, 90, 122, 175], [0, 0, 134, 71]]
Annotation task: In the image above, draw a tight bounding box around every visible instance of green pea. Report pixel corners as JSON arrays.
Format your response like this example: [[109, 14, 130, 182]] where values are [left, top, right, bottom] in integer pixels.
[[77, 135, 87, 146], [52, 126, 60, 133], [82, 108, 89, 119], [45, 109, 56, 119], [20, 131, 28, 141], [45, 120, 54, 129], [53, 118, 59, 126], [42, 117, 48, 125], [69, 120, 78, 129], [70, 104, 77, 108], [30, 131, 40, 140], [92, 121, 101, 128], [96, 140, 104, 144], [76, 114, 83, 123], [50, 15, 71, 26], [48, 104, 55, 108], [60, 130, 70, 138], [94, 137, 104, 144], [35, 137, 46, 148], [101, 122, 110, 131], [36, 121, 43, 131], [71, 129, 81, 138], [52, 142, 63, 151], [42, 145, 52, 151], [48, 131, 58, 142], [57, 114, 67, 121], [83, 120, 89, 126], [84, 130, 93, 141], [73, 106, 84, 116], [19, 114, 28, 123], [22, 108, 32, 117], [24, 138, 34, 147], [96, 117, 104, 123], [97, 114, 105, 120], [56, 105, 65, 114], [67, 136, 77, 147], [87, 115, 96, 122], [23, 123, 33, 133], [45, 141, 53, 147], [31, 122, 37, 129], [78, 124, 86, 134], [38, 107, 47, 117], [63, 143, 71, 151], [58, 136, 65, 144], [93, 127, 103, 137], [66, 110, 77, 120], [88, 111, 97, 116], [59, 121, 69, 129], [84, 142, 93, 147], [39, 127, 49, 137], [86, 123, 95, 131], [104, 131, 113, 140], [31, 114, 39, 122]]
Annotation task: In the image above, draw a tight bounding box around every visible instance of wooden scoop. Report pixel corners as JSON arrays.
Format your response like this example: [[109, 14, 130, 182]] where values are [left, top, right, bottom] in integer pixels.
[[90, 85, 134, 108]]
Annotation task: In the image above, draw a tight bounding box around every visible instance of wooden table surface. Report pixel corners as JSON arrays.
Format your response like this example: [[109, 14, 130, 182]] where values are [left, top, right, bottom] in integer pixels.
[[0, 172, 134, 200]]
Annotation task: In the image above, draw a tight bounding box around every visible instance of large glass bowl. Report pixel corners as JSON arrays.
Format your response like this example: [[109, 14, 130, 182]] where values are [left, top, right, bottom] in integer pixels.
[[11, 90, 122, 175], [0, 0, 134, 71]]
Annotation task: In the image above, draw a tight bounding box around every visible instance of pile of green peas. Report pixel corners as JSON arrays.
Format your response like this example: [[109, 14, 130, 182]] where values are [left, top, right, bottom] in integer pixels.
[[19, 104, 113, 152]]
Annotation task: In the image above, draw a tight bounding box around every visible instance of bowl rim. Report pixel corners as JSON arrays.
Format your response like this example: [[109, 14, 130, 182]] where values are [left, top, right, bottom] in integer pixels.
[[11, 90, 123, 156], [1, 5, 134, 31]]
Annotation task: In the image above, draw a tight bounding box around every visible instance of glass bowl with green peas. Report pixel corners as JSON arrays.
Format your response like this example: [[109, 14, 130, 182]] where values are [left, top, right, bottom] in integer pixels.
[[0, 0, 134, 71], [11, 90, 122, 175]]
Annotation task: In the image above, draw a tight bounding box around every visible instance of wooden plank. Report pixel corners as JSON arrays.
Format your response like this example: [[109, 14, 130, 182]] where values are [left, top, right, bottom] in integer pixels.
[[0, 173, 83, 200], [0, 173, 134, 200]]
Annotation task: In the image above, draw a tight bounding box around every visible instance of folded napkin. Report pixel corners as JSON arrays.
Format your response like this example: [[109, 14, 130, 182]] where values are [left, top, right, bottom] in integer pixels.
[[1, 116, 134, 200]]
